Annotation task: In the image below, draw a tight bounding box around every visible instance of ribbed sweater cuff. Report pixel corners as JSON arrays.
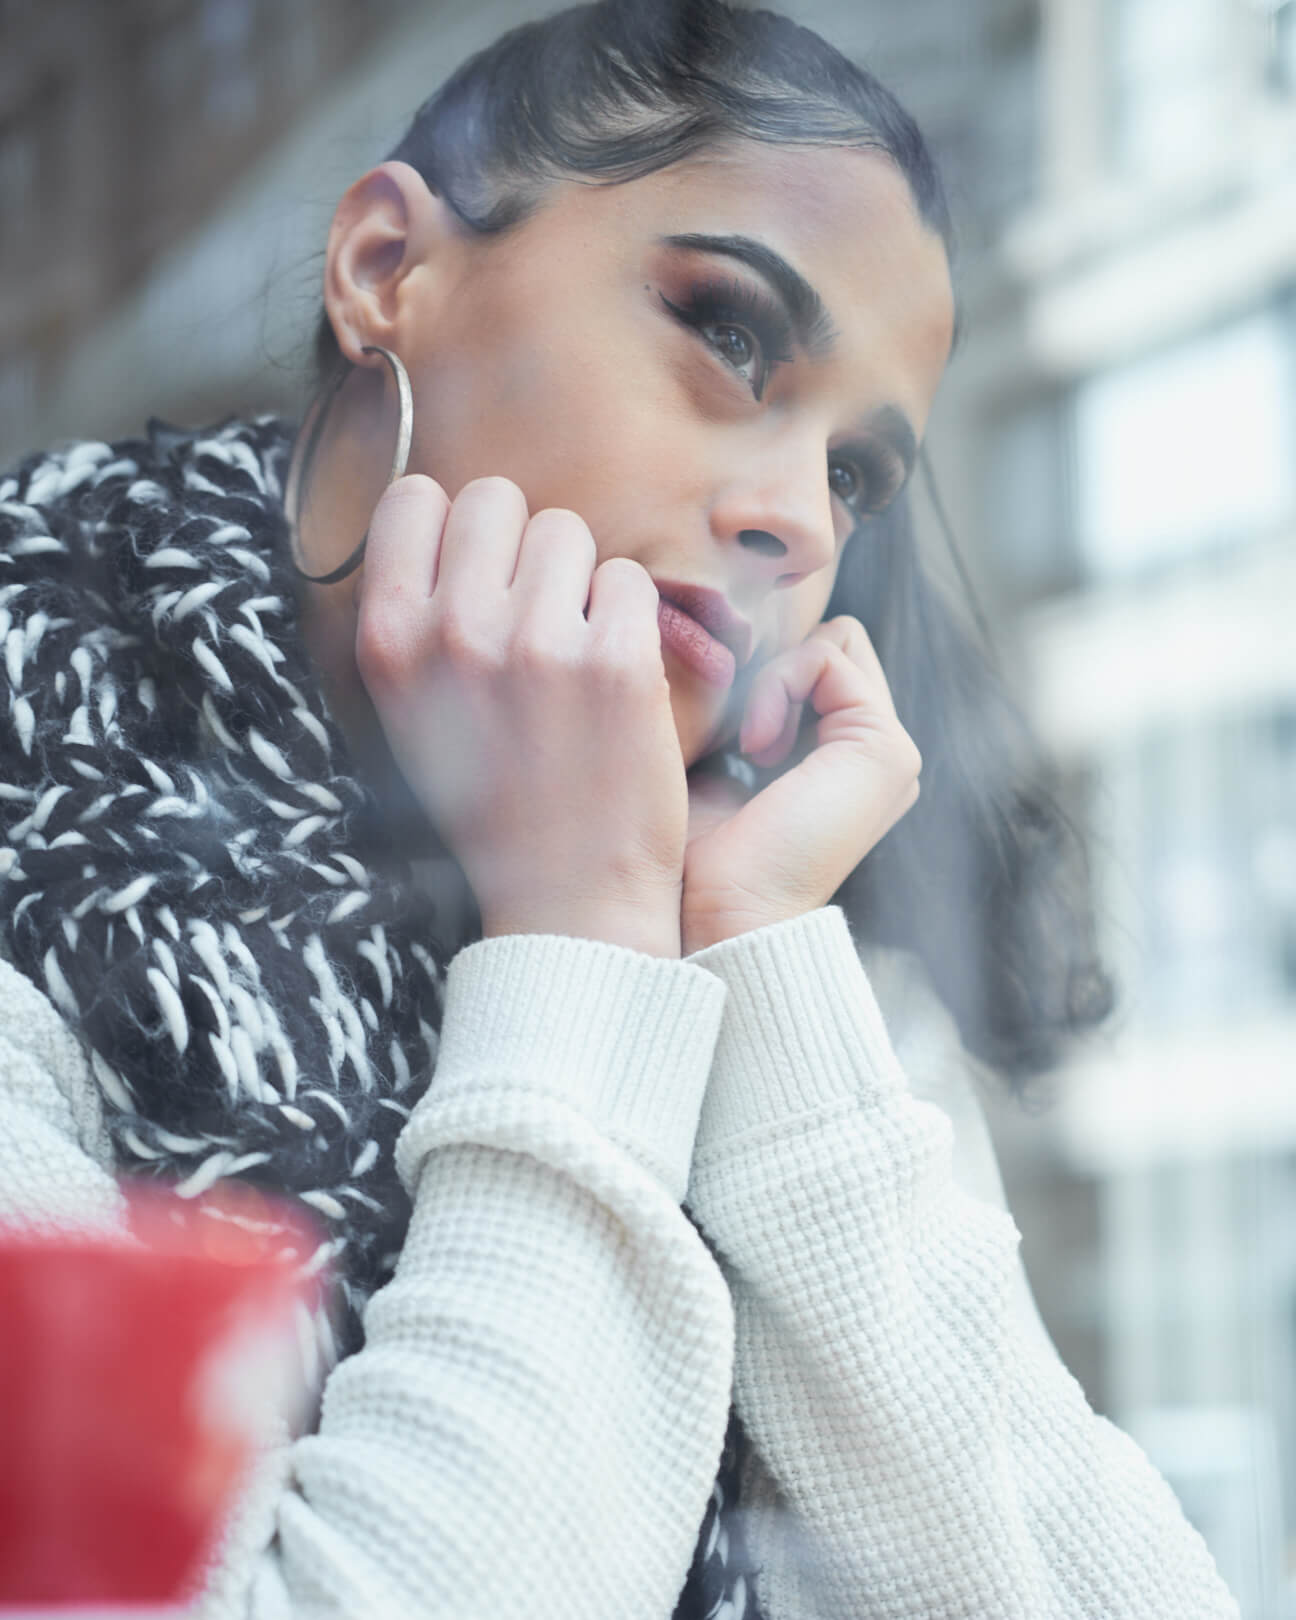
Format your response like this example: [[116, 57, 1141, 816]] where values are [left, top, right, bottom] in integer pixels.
[[687, 906, 904, 1157], [397, 933, 726, 1202]]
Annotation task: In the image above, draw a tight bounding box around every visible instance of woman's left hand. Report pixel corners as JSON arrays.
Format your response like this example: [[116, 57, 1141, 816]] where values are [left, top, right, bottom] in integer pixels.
[[682, 616, 921, 954]]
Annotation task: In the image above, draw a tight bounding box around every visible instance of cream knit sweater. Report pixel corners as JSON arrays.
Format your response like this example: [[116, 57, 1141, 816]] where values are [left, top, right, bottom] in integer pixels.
[[0, 907, 1238, 1619]]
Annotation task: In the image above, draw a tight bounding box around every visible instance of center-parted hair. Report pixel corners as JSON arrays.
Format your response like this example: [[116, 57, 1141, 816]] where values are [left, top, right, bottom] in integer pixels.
[[314, 0, 952, 381], [310, 0, 1111, 1079]]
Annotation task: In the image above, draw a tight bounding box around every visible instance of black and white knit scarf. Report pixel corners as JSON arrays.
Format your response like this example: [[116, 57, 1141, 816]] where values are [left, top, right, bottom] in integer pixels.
[[0, 416, 758, 1620]]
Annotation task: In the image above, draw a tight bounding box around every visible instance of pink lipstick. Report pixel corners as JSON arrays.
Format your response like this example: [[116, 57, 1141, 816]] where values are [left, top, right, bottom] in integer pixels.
[[653, 581, 752, 691]]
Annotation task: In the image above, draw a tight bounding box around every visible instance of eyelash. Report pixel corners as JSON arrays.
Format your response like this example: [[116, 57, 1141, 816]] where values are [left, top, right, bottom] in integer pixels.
[[828, 444, 904, 522], [659, 276, 793, 401], [661, 277, 903, 521]]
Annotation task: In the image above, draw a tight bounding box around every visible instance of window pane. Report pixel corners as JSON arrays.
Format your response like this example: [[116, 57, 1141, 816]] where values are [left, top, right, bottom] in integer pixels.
[[1108, 0, 1225, 177], [1074, 312, 1295, 578]]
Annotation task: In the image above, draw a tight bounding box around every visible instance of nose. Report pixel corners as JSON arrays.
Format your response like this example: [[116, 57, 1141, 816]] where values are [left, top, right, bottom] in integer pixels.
[[709, 431, 840, 589]]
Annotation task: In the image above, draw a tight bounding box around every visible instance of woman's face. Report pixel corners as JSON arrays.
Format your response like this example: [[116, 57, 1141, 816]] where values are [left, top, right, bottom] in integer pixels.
[[383, 141, 954, 767]]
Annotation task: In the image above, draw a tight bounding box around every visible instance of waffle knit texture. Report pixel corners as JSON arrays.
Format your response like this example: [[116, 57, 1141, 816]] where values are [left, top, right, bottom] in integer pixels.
[[0, 423, 1239, 1618], [0, 918, 1241, 1618]]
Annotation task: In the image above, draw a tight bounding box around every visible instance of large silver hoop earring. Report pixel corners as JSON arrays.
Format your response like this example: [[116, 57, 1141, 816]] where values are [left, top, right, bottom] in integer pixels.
[[290, 343, 414, 585]]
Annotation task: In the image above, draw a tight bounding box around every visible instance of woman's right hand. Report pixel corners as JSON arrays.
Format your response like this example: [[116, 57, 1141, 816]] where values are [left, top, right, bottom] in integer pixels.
[[355, 475, 688, 957]]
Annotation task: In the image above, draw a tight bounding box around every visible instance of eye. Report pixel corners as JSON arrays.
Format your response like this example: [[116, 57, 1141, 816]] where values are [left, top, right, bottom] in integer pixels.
[[827, 444, 905, 519], [660, 278, 793, 402], [829, 450, 868, 511], [827, 455, 863, 510], [701, 321, 759, 387]]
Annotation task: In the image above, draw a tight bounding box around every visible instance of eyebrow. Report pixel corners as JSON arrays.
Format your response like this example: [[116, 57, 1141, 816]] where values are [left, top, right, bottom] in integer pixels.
[[661, 231, 920, 479], [661, 232, 837, 358]]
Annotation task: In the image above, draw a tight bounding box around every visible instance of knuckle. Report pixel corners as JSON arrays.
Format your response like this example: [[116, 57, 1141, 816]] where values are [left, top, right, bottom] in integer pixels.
[[588, 558, 658, 628], [435, 606, 496, 671], [513, 626, 579, 678], [596, 638, 662, 694], [897, 731, 922, 779], [382, 472, 448, 510], [523, 510, 597, 578], [368, 475, 449, 546], [826, 613, 875, 660], [595, 554, 655, 592], [355, 606, 411, 691], [828, 612, 866, 637], [592, 561, 661, 635], [527, 507, 595, 550], [371, 474, 449, 535], [455, 474, 527, 515], [895, 776, 922, 821]]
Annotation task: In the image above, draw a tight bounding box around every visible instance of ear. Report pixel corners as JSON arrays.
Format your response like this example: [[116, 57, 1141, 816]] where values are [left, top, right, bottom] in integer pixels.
[[322, 160, 459, 366]]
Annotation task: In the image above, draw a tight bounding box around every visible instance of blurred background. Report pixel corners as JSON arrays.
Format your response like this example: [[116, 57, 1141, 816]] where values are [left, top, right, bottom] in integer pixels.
[[2, 0, 1294, 1611]]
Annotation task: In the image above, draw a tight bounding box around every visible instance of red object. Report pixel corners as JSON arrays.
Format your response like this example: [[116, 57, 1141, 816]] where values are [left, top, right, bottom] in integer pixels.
[[0, 1184, 326, 1609]]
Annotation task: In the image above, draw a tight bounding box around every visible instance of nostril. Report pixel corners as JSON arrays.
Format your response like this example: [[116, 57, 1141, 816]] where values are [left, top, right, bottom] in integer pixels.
[[737, 528, 787, 558]]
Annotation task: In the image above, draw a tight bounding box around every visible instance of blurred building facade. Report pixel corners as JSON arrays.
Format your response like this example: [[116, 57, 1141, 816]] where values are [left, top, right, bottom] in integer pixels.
[[3, 0, 1293, 1613], [0, 0, 421, 460], [0, 0, 1046, 465], [951, 3, 1296, 1614]]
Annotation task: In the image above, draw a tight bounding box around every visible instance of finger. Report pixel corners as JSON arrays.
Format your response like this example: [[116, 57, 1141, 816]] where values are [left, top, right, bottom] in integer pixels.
[[740, 639, 878, 759], [757, 703, 804, 769], [511, 508, 598, 628], [738, 683, 800, 771], [740, 617, 897, 762], [585, 556, 661, 654], [434, 475, 530, 601], [804, 616, 899, 719], [362, 475, 451, 603], [355, 477, 452, 690], [738, 648, 809, 762]]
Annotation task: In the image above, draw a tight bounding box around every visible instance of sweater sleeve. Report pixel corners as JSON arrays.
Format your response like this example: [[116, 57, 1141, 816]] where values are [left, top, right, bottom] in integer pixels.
[[0, 955, 128, 1236], [0, 940, 736, 1620], [685, 906, 1240, 1620]]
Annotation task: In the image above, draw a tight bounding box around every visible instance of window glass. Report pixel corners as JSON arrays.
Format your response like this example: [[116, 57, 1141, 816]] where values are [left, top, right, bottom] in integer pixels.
[[1108, 0, 1226, 176], [1265, 0, 1296, 94], [1073, 312, 1295, 578]]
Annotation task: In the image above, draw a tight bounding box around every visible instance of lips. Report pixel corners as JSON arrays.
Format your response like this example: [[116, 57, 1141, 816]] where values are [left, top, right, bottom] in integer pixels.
[[653, 581, 754, 692]]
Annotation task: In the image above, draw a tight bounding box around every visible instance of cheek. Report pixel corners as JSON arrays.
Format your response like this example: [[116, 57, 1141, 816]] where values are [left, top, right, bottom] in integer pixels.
[[418, 278, 700, 501], [418, 351, 687, 525], [776, 569, 841, 651]]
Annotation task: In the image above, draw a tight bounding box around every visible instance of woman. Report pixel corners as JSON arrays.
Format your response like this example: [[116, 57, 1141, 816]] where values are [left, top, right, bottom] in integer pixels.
[[0, 1, 1238, 1616]]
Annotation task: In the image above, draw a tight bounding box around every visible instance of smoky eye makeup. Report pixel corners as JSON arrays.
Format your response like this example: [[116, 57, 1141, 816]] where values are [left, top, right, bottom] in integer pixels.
[[653, 247, 917, 520], [658, 274, 796, 400], [829, 440, 909, 520]]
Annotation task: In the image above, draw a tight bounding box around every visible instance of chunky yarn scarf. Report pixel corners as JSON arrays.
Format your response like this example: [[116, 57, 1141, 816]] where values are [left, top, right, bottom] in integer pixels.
[[0, 416, 758, 1620]]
